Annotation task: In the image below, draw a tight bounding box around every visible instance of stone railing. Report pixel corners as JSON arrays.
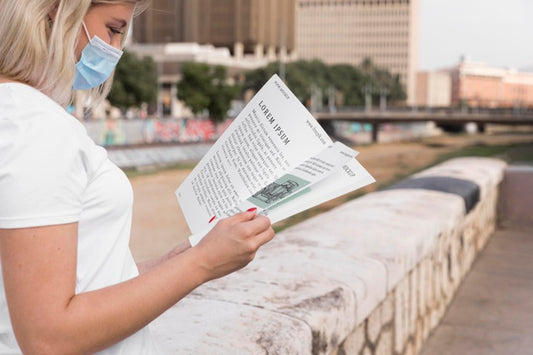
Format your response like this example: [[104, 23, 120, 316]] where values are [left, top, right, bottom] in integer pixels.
[[150, 157, 507, 354]]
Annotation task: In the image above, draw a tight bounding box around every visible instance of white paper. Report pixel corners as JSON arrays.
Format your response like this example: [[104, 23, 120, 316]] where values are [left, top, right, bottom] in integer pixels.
[[264, 158, 376, 224], [175, 75, 375, 246], [234, 141, 358, 215], [176, 75, 331, 235]]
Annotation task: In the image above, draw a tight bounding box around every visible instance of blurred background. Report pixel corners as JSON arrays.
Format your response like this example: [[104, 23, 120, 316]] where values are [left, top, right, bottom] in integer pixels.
[[78, 2, 532, 352], [74, 0, 533, 146], [71, 0, 533, 261]]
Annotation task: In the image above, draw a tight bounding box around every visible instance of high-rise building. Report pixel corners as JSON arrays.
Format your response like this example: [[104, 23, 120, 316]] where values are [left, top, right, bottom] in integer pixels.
[[295, 0, 419, 105], [133, 0, 296, 60], [132, 0, 419, 105]]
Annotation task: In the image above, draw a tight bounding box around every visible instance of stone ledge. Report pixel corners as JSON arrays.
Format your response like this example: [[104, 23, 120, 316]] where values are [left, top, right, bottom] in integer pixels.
[[151, 298, 313, 354], [151, 157, 506, 354], [387, 176, 480, 213], [411, 157, 506, 201]]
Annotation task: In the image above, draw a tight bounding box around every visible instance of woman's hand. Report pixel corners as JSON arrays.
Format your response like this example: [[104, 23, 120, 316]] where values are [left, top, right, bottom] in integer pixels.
[[194, 209, 275, 282]]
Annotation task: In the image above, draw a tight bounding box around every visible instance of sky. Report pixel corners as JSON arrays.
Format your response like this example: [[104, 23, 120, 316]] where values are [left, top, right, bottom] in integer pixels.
[[419, 0, 533, 71]]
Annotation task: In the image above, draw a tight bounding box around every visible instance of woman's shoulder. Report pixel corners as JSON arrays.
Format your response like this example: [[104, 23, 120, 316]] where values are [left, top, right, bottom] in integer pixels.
[[1, 82, 72, 120], [0, 83, 87, 142], [0, 82, 56, 105], [0, 83, 106, 172]]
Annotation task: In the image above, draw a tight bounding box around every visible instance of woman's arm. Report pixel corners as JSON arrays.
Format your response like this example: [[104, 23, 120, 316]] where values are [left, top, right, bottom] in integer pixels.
[[0, 209, 274, 354], [136, 239, 191, 274]]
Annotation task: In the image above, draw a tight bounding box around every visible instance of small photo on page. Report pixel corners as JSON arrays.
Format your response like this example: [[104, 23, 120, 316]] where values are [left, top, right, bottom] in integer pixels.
[[247, 174, 311, 209]]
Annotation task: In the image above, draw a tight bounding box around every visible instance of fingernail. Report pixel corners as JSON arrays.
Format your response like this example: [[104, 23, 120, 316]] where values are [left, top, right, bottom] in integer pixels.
[[247, 207, 257, 213], [208, 216, 216, 223]]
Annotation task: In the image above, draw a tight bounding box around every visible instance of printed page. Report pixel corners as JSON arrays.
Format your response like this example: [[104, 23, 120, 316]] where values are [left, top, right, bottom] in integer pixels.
[[264, 158, 376, 224], [233, 141, 358, 215], [176, 74, 332, 234]]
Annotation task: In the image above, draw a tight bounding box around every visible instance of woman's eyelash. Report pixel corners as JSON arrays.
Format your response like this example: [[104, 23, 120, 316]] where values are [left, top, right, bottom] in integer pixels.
[[109, 27, 124, 35]]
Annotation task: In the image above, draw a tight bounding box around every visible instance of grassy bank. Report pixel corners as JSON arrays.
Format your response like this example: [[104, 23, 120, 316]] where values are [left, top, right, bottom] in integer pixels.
[[434, 142, 533, 166]]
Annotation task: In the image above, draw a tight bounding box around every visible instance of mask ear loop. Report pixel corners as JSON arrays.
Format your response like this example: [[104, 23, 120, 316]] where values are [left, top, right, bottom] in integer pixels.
[[82, 21, 92, 41]]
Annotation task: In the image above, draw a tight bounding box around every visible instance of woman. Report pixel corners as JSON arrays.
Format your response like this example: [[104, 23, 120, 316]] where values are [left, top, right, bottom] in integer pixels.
[[0, 1, 275, 354]]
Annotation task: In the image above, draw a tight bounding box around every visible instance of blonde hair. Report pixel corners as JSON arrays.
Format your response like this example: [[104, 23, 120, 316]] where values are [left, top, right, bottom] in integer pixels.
[[0, 0, 150, 107]]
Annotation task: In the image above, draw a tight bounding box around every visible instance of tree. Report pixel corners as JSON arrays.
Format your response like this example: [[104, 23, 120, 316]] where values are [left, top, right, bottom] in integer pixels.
[[107, 50, 158, 112], [328, 64, 366, 106], [243, 58, 406, 108], [243, 60, 330, 104], [177, 63, 240, 122], [360, 58, 406, 104]]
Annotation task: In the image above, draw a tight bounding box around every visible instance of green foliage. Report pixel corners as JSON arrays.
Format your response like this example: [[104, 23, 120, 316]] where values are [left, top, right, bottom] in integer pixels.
[[108, 50, 158, 111], [177, 63, 240, 122], [243, 58, 406, 108], [328, 64, 366, 106], [359, 58, 406, 104]]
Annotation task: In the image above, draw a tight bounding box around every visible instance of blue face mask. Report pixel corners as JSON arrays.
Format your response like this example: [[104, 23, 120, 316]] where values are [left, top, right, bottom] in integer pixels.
[[73, 22, 123, 90]]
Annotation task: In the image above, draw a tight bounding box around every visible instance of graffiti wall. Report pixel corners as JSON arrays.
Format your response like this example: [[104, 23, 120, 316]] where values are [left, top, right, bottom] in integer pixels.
[[84, 118, 233, 146]]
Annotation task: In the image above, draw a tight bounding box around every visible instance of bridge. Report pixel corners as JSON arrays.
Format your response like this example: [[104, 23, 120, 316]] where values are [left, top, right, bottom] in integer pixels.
[[315, 109, 533, 142]]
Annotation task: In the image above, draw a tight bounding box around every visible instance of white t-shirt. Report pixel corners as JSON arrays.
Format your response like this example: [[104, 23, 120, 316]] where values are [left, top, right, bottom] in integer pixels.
[[0, 83, 158, 354]]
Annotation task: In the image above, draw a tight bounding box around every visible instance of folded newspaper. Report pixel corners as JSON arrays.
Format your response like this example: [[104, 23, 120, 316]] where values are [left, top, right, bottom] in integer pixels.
[[176, 74, 375, 246]]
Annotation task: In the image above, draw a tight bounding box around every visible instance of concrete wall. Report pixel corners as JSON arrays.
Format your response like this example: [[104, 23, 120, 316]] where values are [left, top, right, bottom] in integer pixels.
[[150, 157, 507, 354], [83, 119, 233, 147], [498, 165, 533, 228]]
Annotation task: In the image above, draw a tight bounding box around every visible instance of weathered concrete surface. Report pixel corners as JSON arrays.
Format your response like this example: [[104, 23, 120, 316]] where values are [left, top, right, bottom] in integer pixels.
[[151, 298, 312, 354], [149, 157, 507, 354], [388, 176, 480, 213], [265, 188, 464, 320], [419, 227, 533, 355], [412, 157, 506, 201]]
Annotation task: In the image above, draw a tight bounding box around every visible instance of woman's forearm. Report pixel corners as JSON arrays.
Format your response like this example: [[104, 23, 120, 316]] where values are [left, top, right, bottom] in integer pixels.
[[136, 239, 192, 274], [50, 246, 206, 354]]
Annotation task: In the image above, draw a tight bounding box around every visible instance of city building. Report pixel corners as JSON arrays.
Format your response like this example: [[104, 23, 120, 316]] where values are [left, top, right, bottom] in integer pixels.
[[128, 0, 420, 117], [131, 0, 299, 117], [416, 71, 452, 107], [416, 58, 533, 109], [133, 0, 418, 102], [133, 0, 296, 60], [127, 42, 271, 117], [451, 58, 533, 109], [295, 0, 420, 106]]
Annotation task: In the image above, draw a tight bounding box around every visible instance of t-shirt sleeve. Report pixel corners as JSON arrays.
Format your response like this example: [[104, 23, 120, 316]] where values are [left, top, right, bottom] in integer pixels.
[[0, 110, 89, 229]]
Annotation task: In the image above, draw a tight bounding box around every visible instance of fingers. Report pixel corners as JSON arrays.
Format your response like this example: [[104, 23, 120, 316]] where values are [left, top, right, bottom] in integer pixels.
[[226, 208, 258, 224], [253, 226, 275, 248], [224, 209, 271, 235], [194, 210, 275, 281], [216, 211, 273, 247], [237, 214, 272, 239]]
